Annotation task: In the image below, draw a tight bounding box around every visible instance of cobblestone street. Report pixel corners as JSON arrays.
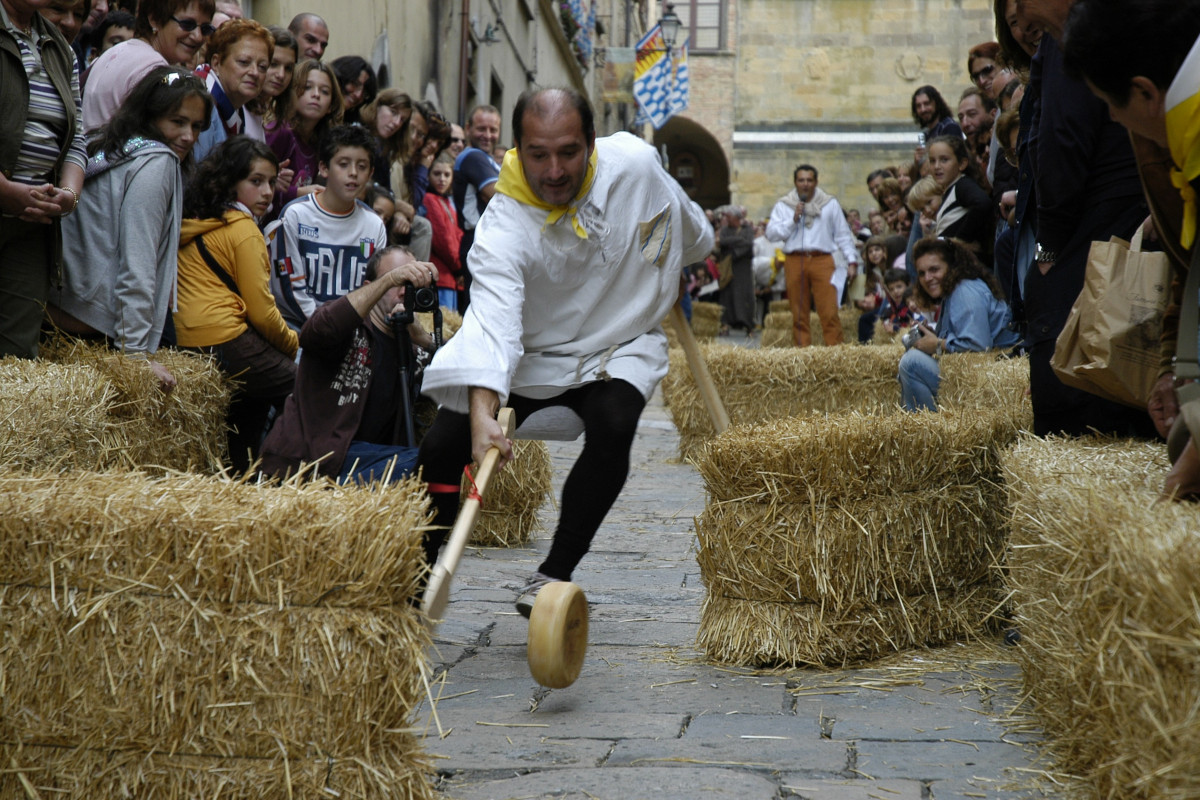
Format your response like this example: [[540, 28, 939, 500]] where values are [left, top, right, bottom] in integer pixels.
[[421, 378, 1045, 800]]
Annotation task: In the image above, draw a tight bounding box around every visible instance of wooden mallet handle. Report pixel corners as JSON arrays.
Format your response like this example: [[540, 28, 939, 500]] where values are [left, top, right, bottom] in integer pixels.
[[669, 302, 730, 434]]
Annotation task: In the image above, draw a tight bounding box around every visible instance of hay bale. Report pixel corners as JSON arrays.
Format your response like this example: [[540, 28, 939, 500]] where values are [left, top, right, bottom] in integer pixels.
[[0, 358, 118, 470], [697, 484, 1004, 604], [760, 310, 793, 348], [696, 409, 1014, 502], [465, 438, 552, 547], [691, 300, 721, 339], [415, 306, 463, 341], [662, 345, 902, 460], [698, 583, 998, 668], [0, 469, 433, 768], [664, 345, 1030, 461], [769, 299, 790, 314], [694, 409, 1015, 667], [999, 436, 1200, 800], [38, 335, 230, 473], [760, 308, 861, 348], [1, 742, 435, 799], [0, 470, 430, 608]]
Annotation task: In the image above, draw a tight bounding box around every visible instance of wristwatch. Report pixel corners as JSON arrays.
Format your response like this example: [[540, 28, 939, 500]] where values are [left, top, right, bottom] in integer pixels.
[[1035, 243, 1057, 263]]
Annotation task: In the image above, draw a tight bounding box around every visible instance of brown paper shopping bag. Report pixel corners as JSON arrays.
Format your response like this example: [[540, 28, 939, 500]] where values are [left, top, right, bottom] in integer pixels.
[[1050, 230, 1170, 408]]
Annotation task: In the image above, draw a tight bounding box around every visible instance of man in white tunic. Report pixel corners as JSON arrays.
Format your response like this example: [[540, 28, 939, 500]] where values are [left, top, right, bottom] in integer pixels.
[[417, 88, 713, 614]]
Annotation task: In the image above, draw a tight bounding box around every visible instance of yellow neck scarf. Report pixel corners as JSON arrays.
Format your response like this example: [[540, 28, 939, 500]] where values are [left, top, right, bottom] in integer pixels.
[[494, 146, 598, 239], [1166, 41, 1200, 249]]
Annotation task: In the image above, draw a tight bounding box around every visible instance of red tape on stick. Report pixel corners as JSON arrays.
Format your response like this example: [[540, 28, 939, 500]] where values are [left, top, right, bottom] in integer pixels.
[[463, 464, 484, 506], [426, 482, 461, 495]]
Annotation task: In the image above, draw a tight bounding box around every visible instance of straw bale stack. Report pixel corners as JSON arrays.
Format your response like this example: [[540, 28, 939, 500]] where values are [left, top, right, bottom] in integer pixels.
[[465, 438, 552, 546], [769, 299, 790, 314], [663, 345, 1030, 461], [1000, 436, 1200, 799], [37, 335, 230, 472], [0, 469, 436, 795], [691, 300, 721, 339], [662, 344, 902, 460], [695, 409, 1014, 667]]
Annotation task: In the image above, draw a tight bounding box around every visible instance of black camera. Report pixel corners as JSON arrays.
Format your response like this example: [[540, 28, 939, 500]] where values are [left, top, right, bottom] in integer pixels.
[[406, 283, 438, 313]]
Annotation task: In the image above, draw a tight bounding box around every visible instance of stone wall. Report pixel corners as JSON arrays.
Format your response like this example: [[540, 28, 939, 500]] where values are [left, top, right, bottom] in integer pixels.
[[690, 0, 997, 216]]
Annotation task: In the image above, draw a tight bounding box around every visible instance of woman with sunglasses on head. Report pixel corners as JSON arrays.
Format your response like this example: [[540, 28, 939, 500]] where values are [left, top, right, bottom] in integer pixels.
[[190, 18, 272, 163], [48, 67, 212, 391], [82, 0, 215, 131]]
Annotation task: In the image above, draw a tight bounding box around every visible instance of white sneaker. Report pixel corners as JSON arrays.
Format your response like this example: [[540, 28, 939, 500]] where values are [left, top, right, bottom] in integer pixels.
[[514, 571, 559, 619]]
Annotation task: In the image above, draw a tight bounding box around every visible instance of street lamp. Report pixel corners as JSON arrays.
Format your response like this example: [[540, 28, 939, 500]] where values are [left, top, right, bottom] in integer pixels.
[[660, 2, 682, 50]]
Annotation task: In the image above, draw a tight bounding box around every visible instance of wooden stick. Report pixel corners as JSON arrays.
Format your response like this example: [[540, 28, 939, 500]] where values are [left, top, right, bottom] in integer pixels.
[[421, 407, 516, 626], [669, 302, 731, 434]]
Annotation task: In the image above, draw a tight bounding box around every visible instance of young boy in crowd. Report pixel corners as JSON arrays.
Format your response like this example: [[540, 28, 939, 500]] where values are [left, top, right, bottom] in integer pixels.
[[880, 268, 915, 334], [267, 125, 389, 330], [422, 152, 463, 311], [364, 184, 397, 242]]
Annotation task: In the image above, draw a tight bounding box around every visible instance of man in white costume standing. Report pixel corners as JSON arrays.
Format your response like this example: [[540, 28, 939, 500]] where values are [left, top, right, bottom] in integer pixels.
[[417, 88, 714, 615]]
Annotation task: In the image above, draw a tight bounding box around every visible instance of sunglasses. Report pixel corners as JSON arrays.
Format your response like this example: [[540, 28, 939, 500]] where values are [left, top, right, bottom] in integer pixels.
[[970, 63, 996, 84], [172, 15, 216, 36]]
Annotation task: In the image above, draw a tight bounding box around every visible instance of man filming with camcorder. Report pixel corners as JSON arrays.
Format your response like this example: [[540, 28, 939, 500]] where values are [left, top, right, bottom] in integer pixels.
[[260, 246, 438, 484]]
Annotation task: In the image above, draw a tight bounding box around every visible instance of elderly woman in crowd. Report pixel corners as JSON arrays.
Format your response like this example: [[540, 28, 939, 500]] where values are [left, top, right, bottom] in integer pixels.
[[191, 17, 272, 162], [82, 0, 215, 131], [0, 0, 86, 358]]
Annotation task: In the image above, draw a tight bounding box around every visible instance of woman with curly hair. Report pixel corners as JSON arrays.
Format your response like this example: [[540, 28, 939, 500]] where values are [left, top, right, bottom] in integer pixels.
[[176, 135, 298, 471], [898, 237, 1019, 411], [50, 67, 212, 391], [266, 58, 344, 204]]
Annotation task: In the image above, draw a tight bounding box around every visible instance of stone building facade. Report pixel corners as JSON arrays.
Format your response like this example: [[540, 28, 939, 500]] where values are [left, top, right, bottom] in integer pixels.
[[654, 0, 997, 218]]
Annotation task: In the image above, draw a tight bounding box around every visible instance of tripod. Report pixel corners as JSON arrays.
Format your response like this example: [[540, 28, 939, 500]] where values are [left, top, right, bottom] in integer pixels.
[[389, 288, 443, 447]]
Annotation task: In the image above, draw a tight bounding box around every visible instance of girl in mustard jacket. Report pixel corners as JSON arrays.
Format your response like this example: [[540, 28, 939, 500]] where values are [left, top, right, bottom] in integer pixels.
[[177, 135, 298, 472]]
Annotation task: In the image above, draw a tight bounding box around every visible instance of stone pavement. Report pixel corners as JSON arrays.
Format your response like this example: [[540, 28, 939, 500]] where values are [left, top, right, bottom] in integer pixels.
[[419, 383, 1047, 800]]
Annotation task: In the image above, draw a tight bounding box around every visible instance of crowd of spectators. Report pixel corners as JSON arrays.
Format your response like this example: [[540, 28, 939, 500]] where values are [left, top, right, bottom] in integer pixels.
[[1, 0, 485, 475], [693, 0, 1175, 445], [2, 0, 1191, 490]]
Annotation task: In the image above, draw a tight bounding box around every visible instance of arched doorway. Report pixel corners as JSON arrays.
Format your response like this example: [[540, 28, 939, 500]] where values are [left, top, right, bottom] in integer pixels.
[[653, 116, 729, 211]]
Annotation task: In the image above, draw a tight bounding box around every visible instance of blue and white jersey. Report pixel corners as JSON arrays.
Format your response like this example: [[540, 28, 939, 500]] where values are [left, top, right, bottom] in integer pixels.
[[266, 194, 388, 329]]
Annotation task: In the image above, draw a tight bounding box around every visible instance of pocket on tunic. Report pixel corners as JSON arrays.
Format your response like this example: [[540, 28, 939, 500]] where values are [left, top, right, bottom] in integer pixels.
[[638, 205, 673, 269]]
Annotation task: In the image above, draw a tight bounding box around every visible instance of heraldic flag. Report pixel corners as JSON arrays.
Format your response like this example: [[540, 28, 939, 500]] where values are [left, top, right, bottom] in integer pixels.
[[633, 24, 673, 128]]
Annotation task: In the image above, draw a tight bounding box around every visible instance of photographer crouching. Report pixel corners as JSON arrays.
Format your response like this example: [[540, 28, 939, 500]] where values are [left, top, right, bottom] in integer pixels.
[[260, 246, 438, 484]]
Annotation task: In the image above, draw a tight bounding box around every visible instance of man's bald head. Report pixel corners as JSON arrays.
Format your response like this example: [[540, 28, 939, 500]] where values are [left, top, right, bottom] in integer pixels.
[[512, 88, 595, 148], [288, 12, 328, 59]]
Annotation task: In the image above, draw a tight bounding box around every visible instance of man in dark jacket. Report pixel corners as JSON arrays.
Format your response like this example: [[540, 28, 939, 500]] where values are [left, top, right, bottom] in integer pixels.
[[259, 246, 437, 483], [1010, 1, 1155, 436]]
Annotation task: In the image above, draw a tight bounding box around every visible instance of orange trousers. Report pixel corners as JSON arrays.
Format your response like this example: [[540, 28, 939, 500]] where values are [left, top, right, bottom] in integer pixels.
[[784, 252, 841, 346]]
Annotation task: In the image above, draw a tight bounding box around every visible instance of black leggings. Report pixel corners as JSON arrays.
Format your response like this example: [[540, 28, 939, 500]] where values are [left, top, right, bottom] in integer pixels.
[[418, 379, 646, 580]]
